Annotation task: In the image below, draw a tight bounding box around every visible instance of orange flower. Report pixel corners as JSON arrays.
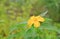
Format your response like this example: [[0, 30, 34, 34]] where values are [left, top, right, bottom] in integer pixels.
[[27, 16, 44, 28]]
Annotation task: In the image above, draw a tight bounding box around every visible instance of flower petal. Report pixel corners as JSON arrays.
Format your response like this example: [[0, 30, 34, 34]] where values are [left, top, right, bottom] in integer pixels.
[[27, 19, 33, 27], [34, 21, 40, 28], [30, 16, 35, 20], [36, 16, 45, 22]]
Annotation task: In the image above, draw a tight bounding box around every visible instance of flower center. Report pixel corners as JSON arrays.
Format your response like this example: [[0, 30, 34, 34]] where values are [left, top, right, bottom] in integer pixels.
[[34, 18, 38, 21]]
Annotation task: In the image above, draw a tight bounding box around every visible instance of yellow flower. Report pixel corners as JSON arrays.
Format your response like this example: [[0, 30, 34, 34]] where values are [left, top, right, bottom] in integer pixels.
[[27, 16, 44, 28]]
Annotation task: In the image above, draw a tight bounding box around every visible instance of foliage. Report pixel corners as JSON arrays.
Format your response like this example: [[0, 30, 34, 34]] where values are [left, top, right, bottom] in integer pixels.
[[0, 0, 60, 39], [0, 17, 60, 39]]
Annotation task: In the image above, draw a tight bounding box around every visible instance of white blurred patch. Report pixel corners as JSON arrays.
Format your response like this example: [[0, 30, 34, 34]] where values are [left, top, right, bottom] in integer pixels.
[[40, 10, 48, 17]]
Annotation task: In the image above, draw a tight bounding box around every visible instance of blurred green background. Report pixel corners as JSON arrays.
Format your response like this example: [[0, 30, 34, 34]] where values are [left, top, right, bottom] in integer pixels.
[[0, 0, 60, 39]]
